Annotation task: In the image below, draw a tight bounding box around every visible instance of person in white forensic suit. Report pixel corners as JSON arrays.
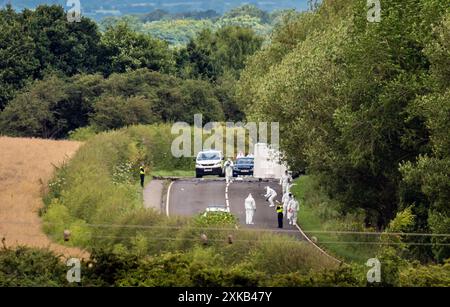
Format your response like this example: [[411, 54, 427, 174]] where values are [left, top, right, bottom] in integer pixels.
[[244, 193, 256, 225], [282, 192, 292, 221], [287, 196, 300, 226], [279, 170, 292, 195], [264, 186, 277, 207], [224, 159, 234, 184]]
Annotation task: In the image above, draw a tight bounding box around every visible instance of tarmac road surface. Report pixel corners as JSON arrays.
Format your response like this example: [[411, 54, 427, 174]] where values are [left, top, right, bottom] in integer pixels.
[[168, 178, 303, 237]]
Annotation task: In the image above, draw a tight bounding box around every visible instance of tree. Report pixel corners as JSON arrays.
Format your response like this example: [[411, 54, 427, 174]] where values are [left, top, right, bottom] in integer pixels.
[[0, 76, 68, 138], [0, 4, 103, 110], [214, 72, 244, 121], [100, 22, 174, 75], [0, 5, 38, 109], [176, 26, 263, 80], [237, 0, 450, 235], [23, 5, 102, 77], [399, 11, 450, 262], [91, 95, 156, 131], [222, 4, 271, 24], [152, 78, 224, 124], [64, 73, 105, 131]]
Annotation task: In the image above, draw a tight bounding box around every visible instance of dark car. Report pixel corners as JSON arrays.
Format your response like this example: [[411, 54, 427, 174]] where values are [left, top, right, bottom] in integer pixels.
[[233, 157, 254, 177]]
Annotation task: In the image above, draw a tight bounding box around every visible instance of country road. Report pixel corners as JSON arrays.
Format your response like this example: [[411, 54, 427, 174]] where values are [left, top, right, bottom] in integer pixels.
[[167, 178, 302, 235], [145, 177, 342, 263]]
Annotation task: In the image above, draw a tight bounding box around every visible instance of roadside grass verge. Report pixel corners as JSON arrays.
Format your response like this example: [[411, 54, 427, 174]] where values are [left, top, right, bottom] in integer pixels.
[[292, 175, 381, 264], [151, 170, 195, 178]]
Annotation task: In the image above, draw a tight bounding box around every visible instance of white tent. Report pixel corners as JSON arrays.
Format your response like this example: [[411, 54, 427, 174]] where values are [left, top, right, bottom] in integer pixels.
[[253, 143, 287, 179]]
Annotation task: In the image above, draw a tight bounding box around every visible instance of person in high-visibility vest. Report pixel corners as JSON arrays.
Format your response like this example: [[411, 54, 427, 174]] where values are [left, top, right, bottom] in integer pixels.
[[140, 165, 145, 188], [276, 202, 283, 229]]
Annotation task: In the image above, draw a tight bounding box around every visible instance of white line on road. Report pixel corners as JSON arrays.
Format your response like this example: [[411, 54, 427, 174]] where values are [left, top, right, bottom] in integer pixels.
[[225, 182, 230, 211], [166, 181, 174, 217], [294, 223, 342, 264], [166, 178, 340, 264]]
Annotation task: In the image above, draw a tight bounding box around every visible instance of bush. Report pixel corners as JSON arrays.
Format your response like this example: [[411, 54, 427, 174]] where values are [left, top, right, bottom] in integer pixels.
[[68, 126, 98, 141], [398, 259, 450, 287], [194, 212, 238, 227], [248, 234, 338, 275], [266, 265, 365, 287], [292, 175, 380, 264], [1, 244, 447, 287], [0, 247, 68, 287], [91, 95, 157, 131]]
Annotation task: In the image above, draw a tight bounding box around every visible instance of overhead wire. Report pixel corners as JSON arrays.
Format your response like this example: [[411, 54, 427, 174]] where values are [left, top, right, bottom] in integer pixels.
[[1, 220, 450, 237]]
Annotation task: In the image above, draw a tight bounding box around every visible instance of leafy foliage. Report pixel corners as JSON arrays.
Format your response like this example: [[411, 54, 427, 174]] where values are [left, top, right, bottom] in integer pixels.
[[0, 5, 101, 109], [1, 245, 448, 287], [194, 212, 238, 227], [100, 22, 174, 74], [237, 0, 450, 262]]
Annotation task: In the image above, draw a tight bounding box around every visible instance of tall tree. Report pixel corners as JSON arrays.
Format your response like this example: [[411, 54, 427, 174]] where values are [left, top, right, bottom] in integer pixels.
[[0, 5, 38, 109], [100, 22, 174, 75], [176, 26, 263, 80], [237, 0, 450, 237]]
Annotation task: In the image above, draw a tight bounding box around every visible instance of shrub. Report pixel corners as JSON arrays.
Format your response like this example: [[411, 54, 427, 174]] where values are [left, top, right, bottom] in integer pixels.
[[398, 259, 450, 287], [194, 212, 238, 227], [68, 126, 98, 141], [248, 234, 338, 275], [0, 247, 68, 287]]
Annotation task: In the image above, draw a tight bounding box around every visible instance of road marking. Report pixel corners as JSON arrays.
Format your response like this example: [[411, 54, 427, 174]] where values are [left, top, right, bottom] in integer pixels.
[[166, 178, 340, 264], [166, 181, 174, 217], [225, 182, 230, 211]]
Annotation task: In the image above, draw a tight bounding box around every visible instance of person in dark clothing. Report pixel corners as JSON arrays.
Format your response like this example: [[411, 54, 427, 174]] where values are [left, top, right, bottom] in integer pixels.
[[276, 202, 283, 229], [140, 165, 145, 188]]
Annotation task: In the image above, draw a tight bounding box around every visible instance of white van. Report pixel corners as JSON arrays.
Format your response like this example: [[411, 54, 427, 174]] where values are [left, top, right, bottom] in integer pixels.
[[195, 150, 224, 178]]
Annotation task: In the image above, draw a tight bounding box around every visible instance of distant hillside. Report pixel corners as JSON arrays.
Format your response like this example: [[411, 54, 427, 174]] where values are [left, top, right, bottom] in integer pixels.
[[101, 4, 292, 46], [1, 0, 309, 20]]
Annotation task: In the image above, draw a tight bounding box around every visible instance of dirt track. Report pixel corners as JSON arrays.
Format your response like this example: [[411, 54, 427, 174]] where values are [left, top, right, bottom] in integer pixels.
[[0, 137, 88, 258]]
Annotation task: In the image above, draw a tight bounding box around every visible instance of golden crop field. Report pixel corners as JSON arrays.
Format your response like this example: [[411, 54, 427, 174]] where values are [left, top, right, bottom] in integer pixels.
[[0, 137, 88, 258]]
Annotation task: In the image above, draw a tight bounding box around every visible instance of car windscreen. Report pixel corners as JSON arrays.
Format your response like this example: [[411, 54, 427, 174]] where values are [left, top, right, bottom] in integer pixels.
[[237, 158, 254, 165], [197, 152, 220, 161]]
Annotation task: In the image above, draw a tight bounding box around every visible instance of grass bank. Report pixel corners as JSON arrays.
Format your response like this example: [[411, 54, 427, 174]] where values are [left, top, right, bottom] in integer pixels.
[[292, 175, 381, 264]]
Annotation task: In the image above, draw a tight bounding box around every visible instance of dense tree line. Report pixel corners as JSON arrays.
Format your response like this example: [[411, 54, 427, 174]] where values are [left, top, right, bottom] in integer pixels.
[[0, 70, 227, 138], [0, 4, 263, 137], [238, 0, 450, 262]]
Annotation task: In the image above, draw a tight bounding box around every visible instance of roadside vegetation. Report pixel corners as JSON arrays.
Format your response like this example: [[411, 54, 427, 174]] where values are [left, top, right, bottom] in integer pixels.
[[292, 176, 380, 264], [238, 0, 450, 265]]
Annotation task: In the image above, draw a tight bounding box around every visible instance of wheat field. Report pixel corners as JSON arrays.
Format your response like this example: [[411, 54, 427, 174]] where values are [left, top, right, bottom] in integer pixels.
[[0, 137, 88, 258]]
